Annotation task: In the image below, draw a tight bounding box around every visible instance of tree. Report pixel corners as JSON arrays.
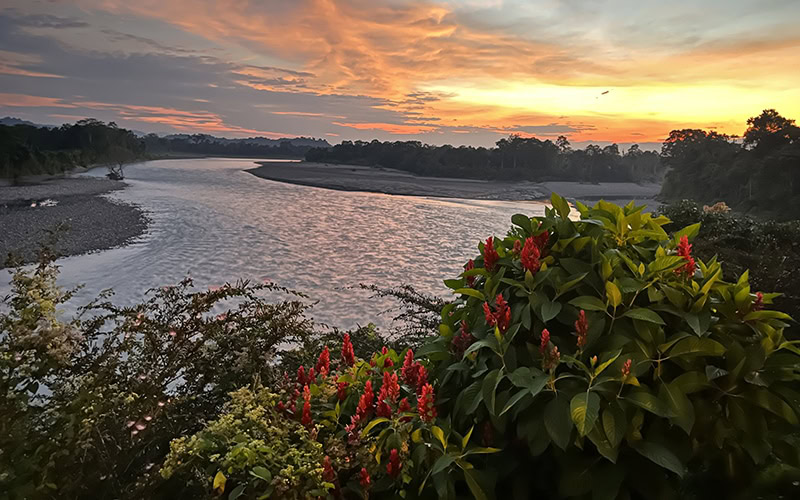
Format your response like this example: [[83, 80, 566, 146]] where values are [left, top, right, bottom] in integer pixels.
[[743, 109, 800, 154]]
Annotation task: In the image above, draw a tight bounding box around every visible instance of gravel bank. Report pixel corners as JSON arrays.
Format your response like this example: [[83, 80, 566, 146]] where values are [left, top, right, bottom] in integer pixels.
[[0, 177, 148, 267]]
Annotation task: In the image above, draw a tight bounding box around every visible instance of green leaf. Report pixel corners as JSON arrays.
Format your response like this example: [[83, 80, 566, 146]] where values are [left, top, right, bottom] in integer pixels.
[[545, 396, 573, 450], [454, 288, 486, 301], [462, 380, 484, 414], [569, 296, 607, 311], [674, 223, 701, 242], [551, 192, 571, 219], [431, 454, 456, 475], [500, 388, 531, 416], [464, 469, 490, 500], [671, 371, 709, 394], [362, 417, 390, 435], [632, 441, 686, 477], [743, 310, 793, 322], [570, 392, 600, 436], [482, 369, 503, 415], [668, 337, 725, 358], [556, 272, 588, 298], [660, 382, 695, 434], [444, 279, 463, 289], [625, 389, 672, 417], [648, 256, 687, 274], [512, 213, 533, 233], [743, 388, 799, 425], [249, 466, 272, 483], [594, 349, 622, 377], [605, 281, 622, 308], [541, 300, 562, 323], [431, 426, 447, 449], [622, 308, 665, 325], [228, 484, 246, 500], [602, 405, 626, 448]]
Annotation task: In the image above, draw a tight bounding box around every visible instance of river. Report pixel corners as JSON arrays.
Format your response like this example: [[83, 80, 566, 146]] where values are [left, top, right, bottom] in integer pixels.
[[4, 158, 549, 329]]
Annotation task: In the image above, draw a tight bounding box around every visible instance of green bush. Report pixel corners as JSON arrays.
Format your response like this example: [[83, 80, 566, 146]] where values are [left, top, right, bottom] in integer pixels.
[[420, 194, 800, 499], [160, 388, 328, 499]]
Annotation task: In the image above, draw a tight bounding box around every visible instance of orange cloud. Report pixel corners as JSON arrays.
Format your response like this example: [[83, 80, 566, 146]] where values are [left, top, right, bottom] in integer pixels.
[[333, 121, 437, 134], [0, 93, 75, 107]]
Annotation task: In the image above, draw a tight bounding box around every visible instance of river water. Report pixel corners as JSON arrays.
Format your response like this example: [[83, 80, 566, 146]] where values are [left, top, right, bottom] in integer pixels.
[[5, 158, 549, 329]]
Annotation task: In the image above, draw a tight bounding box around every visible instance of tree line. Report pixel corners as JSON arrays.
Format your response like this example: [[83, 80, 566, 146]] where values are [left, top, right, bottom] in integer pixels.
[[305, 135, 665, 183], [659, 109, 800, 218], [0, 119, 144, 179], [141, 133, 323, 159]]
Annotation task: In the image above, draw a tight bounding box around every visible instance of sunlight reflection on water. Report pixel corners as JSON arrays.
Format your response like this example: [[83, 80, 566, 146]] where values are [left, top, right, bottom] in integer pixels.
[[3, 158, 549, 329]]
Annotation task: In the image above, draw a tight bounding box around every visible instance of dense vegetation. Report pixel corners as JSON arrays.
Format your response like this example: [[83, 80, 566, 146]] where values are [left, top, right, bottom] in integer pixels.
[[141, 134, 326, 159], [660, 109, 800, 218], [0, 119, 144, 179], [3, 196, 799, 499], [306, 136, 665, 183]]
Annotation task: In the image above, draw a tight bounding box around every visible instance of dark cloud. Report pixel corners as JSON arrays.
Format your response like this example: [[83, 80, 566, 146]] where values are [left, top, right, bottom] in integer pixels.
[[3, 10, 89, 29]]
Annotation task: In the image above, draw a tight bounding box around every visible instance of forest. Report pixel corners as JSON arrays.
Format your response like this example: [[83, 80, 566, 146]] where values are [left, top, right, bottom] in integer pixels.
[[141, 133, 326, 159], [659, 109, 800, 218], [306, 136, 665, 183], [0, 119, 144, 179]]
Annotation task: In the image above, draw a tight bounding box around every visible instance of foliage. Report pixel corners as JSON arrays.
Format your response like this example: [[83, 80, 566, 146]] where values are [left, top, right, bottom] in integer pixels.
[[0, 119, 144, 179], [141, 133, 325, 159], [0, 252, 320, 499], [658, 200, 800, 326], [421, 193, 800, 499], [660, 109, 800, 218], [306, 136, 664, 184], [160, 388, 328, 499]]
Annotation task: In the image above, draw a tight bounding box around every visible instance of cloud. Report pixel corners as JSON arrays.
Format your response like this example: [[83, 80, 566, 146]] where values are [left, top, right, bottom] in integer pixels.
[[0, 92, 75, 107], [333, 121, 438, 134]]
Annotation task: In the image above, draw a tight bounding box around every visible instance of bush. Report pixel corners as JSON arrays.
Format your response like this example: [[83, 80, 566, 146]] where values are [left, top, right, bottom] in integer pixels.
[[420, 194, 800, 499]]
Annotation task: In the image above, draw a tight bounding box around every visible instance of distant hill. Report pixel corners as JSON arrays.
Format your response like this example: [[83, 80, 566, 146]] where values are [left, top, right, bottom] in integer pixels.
[[161, 133, 330, 148], [0, 116, 52, 128]]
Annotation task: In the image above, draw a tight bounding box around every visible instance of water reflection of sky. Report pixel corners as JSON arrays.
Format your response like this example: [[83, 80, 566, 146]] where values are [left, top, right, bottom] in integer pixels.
[[2, 159, 550, 330]]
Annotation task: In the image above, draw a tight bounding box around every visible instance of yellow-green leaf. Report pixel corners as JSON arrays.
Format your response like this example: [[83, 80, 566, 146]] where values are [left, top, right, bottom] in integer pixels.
[[606, 281, 622, 308]]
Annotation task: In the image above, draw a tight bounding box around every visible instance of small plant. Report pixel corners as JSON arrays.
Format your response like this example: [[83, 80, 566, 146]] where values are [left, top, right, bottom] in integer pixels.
[[421, 194, 800, 499]]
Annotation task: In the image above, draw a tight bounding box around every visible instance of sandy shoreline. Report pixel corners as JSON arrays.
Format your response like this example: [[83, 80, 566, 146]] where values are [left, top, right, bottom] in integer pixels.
[[0, 177, 148, 267], [247, 161, 663, 207]]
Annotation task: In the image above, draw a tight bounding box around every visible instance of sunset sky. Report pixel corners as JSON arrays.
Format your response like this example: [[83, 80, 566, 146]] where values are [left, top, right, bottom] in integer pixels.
[[1, 0, 799, 148]]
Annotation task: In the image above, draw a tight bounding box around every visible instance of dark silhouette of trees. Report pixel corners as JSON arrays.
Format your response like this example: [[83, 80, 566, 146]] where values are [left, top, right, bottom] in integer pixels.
[[142, 134, 323, 158], [743, 109, 800, 155], [306, 135, 664, 183]]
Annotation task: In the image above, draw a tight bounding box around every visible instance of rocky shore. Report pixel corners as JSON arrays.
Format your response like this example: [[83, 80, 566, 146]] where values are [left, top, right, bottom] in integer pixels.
[[0, 177, 148, 267]]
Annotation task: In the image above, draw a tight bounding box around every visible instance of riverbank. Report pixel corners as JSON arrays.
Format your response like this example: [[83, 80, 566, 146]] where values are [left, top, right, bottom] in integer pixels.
[[247, 161, 662, 207], [0, 177, 148, 267]]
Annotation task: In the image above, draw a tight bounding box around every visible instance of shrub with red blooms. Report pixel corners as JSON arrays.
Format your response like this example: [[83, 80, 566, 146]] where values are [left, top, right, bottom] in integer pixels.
[[386, 449, 402, 479], [429, 196, 799, 500], [341, 333, 355, 366], [417, 383, 436, 423], [483, 236, 499, 272]]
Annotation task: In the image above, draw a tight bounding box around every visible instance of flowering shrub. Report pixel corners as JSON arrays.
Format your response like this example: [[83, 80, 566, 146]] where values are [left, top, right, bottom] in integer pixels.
[[425, 194, 800, 498]]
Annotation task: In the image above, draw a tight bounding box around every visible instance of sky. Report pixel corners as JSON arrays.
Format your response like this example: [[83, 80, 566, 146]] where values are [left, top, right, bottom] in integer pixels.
[[1, 0, 799, 149]]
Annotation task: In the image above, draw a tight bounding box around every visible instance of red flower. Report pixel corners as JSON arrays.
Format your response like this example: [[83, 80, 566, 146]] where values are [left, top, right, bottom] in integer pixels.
[[544, 346, 561, 371], [322, 456, 336, 482], [315, 346, 330, 377], [521, 237, 541, 273], [675, 235, 696, 277], [483, 236, 499, 272], [359, 467, 371, 489], [621, 358, 632, 377], [415, 365, 428, 394], [296, 365, 306, 386], [417, 383, 437, 423], [376, 399, 392, 417], [384, 358, 394, 368], [356, 380, 374, 419], [386, 449, 402, 479], [380, 371, 400, 403], [398, 397, 410, 413], [540, 329, 550, 355], [337, 381, 349, 401], [532, 230, 549, 253], [452, 320, 475, 355], [308, 367, 316, 382], [513, 239, 522, 255], [276, 401, 285, 413], [464, 259, 476, 287], [402, 350, 417, 386], [483, 294, 511, 333], [301, 385, 312, 428], [342, 333, 355, 367], [381, 346, 388, 355], [575, 310, 588, 349], [754, 292, 764, 311]]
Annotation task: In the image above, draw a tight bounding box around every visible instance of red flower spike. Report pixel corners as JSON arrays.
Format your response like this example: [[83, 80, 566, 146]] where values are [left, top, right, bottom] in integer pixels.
[[675, 235, 697, 277], [315, 346, 331, 377], [359, 468, 371, 489], [322, 456, 335, 482], [296, 365, 306, 386], [575, 310, 588, 349], [308, 367, 316, 382], [513, 239, 522, 255], [415, 365, 428, 393], [398, 397, 410, 413], [483, 294, 511, 333], [276, 401, 285, 413], [418, 383, 437, 423], [754, 292, 764, 311], [483, 236, 499, 272], [384, 358, 394, 368], [376, 400, 392, 417], [621, 358, 632, 377], [540, 329, 550, 355], [452, 320, 475, 355], [402, 350, 417, 386], [380, 371, 401, 403], [532, 231, 549, 253], [381, 346, 388, 355], [521, 237, 541, 274], [386, 449, 402, 478], [301, 385, 312, 428], [464, 259, 476, 287], [356, 380, 374, 420], [341, 333, 355, 367]]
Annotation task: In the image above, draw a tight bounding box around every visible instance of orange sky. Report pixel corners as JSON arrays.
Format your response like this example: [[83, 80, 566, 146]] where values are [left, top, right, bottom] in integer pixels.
[[1, 0, 799, 146]]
